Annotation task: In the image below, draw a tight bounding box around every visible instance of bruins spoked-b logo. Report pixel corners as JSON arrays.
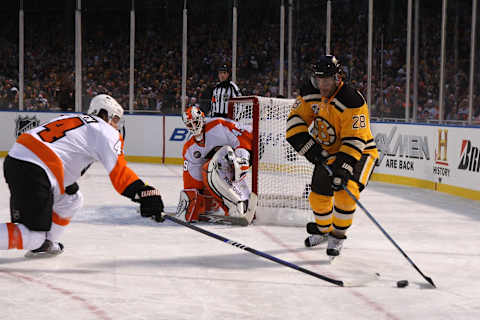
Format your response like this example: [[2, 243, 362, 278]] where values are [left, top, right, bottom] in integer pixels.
[[310, 116, 336, 146], [15, 115, 40, 138]]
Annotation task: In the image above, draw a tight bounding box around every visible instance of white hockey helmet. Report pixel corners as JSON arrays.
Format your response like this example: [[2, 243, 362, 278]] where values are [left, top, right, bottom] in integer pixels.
[[88, 94, 124, 124], [182, 106, 205, 136]]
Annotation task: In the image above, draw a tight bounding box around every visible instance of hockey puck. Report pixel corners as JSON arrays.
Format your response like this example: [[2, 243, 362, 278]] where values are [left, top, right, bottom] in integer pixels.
[[396, 280, 409, 288]]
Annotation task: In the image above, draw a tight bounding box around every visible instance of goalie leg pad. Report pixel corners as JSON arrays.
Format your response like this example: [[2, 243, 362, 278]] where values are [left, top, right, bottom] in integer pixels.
[[176, 189, 204, 222], [202, 152, 250, 218], [175, 189, 224, 222]]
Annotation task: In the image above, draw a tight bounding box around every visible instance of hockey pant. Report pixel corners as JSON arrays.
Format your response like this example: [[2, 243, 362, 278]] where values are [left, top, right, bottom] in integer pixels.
[[309, 154, 376, 236], [0, 191, 83, 250]]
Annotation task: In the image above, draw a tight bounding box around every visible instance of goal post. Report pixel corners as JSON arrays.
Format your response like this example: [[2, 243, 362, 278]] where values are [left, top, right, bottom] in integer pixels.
[[228, 96, 314, 226]]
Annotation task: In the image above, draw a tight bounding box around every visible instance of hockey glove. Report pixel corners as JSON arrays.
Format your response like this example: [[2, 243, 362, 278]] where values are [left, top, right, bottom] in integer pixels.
[[331, 153, 357, 191], [302, 139, 331, 165], [133, 185, 165, 222], [65, 182, 79, 195]]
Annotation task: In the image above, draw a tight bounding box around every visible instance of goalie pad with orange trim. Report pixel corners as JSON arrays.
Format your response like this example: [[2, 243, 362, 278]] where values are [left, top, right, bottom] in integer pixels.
[[202, 146, 256, 225], [175, 189, 223, 222]]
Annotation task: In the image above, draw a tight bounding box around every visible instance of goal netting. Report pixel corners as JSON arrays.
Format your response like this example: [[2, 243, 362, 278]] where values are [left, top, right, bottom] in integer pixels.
[[228, 96, 314, 226]]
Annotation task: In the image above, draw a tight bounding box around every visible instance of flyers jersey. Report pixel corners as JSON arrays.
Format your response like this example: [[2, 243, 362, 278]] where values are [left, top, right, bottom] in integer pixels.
[[183, 118, 252, 189], [8, 114, 139, 196], [286, 81, 378, 162]]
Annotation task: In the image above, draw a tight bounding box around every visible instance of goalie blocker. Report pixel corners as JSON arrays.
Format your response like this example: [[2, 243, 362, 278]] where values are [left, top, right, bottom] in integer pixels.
[[175, 146, 257, 226]]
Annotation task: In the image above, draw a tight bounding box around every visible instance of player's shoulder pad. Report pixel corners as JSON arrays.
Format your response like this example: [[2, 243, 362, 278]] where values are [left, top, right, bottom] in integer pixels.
[[205, 117, 232, 132], [333, 84, 365, 110]]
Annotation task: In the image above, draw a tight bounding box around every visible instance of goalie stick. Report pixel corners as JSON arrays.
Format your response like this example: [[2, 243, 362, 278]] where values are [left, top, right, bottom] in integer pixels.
[[163, 214, 344, 287], [200, 192, 257, 227], [163, 210, 249, 226], [199, 213, 249, 226]]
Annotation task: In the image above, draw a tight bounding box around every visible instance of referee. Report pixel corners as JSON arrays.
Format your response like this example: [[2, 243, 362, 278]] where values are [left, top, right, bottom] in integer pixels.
[[209, 64, 241, 118]]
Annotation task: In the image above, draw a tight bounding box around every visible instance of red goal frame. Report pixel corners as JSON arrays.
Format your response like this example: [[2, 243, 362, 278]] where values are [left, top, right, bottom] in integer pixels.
[[227, 96, 261, 195]]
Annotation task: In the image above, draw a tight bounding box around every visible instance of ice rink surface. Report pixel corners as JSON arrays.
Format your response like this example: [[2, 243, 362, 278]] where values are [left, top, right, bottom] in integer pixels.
[[0, 162, 479, 320]]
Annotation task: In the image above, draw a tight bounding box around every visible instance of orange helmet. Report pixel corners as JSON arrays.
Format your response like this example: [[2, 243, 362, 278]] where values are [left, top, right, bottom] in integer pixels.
[[182, 106, 205, 136]]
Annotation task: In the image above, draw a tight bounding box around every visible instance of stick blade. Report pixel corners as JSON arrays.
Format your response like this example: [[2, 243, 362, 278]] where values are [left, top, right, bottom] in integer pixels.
[[425, 276, 436, 288], [244, 192, 258, 225]]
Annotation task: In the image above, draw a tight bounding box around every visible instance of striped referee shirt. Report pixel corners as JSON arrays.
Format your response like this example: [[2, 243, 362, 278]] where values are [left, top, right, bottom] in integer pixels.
[[210, 80, 241, 117]]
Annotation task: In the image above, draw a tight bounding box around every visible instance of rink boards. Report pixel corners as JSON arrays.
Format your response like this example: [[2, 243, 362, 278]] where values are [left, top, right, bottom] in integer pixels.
[[0, 111, 479, 200]]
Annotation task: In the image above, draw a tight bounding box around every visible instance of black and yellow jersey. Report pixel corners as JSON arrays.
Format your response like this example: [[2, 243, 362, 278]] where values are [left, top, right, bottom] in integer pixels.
[[286, 80, 378, 162]]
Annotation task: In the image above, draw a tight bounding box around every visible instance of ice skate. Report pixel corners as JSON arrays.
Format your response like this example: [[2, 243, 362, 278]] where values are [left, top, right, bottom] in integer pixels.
[[304, 222, 328, 247], [25, 239, 64, 258], [305, 234, 329, 247], [326, 233, 346, 261]]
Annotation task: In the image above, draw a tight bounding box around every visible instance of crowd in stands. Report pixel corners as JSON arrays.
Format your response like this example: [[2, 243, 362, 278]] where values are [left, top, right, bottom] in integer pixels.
[[0, 0, 479, 123]]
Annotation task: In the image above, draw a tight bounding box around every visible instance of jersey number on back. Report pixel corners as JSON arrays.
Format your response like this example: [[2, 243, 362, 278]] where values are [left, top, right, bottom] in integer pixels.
[[38, 117, 84, 143]]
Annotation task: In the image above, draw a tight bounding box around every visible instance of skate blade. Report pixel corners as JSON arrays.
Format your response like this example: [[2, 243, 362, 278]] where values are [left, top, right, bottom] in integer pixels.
[[244, 192, 257, 225], [328, 256, 337, 264], [25, 250, 63, 259]]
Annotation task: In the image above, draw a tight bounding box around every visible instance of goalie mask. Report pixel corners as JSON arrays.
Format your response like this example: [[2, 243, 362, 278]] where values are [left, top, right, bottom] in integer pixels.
[[183, 106, 205, 136], [88, 94, 124, 129]]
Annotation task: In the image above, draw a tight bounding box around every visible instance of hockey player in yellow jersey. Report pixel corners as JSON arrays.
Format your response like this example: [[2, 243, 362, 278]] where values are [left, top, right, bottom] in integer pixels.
[[286, 55, 378, 258]]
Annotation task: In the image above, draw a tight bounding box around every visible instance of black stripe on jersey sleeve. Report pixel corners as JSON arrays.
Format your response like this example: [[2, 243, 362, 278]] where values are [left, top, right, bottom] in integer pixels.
[[286, 114, 308, 131], [342, 142, 363, 154], [331, 101, 345, 113], [341, 137, 365, 154], [364, 139, 377, 150], [341, 136, 367, 144], [286, 131, 312, 153]]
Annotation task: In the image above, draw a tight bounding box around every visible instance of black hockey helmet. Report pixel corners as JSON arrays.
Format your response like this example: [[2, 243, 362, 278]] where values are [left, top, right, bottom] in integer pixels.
[[310, 55, 341, 78], [309, 55, 341, 89]]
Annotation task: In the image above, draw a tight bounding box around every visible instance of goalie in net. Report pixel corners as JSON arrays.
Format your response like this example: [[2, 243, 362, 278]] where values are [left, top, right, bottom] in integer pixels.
[[176, 106, 257, 226]]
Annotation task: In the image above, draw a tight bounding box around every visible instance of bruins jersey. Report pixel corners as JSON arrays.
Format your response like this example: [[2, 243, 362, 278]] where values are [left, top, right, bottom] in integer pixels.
[[286, 80, 378, 162]]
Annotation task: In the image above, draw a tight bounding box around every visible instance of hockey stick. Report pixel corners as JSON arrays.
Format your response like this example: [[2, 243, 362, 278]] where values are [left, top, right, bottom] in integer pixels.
[[322, 163, 435, 287], [163, 214, 344, 287], [342, 187, 436, 288]]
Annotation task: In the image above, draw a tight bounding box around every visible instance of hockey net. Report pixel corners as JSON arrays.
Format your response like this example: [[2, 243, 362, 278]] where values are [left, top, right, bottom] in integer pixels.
[[228, 96, 314, 226]]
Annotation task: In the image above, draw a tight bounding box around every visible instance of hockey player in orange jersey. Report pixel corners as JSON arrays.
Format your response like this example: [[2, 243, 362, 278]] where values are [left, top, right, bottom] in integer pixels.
[[176, 106, 257, 226], [286, 55, 378, 258], [1, 94, 164, 257]]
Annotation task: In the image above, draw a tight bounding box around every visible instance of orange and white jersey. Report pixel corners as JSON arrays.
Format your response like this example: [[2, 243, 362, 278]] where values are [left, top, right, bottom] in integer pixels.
[[8, 114, 139, 196], [183, 118, 252, 189]]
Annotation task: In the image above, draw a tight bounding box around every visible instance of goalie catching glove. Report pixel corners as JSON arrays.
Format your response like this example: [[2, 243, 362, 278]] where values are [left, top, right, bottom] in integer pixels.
[[123, 180, 165, 222]]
